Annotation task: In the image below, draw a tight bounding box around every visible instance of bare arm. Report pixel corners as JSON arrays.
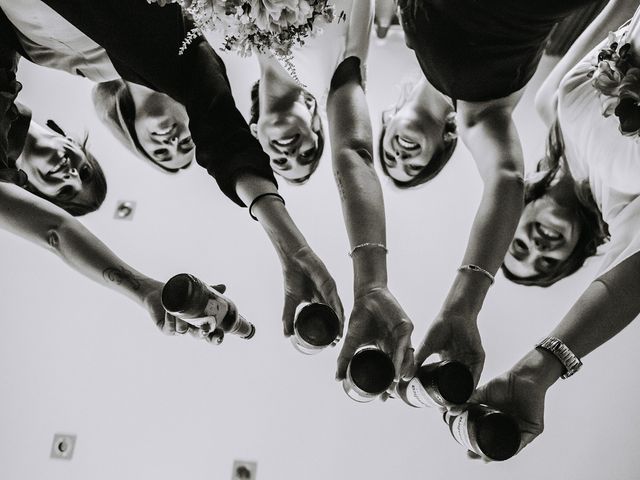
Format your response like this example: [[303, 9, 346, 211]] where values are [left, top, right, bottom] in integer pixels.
[[472, 250, 640, 454], [328, 57, 414, 381], [416, 98, 524, 386], [535, 0, 640, 125], [0, 183, 201, 336]]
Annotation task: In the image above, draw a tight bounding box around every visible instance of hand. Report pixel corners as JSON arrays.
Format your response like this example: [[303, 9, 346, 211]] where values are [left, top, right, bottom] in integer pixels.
[[467, 366, 550, 459], [146, 0, 177, 6], [415, 313, 485, 388], [140, 279, 225, 345], [280, 245, 344, 340], [336, 287, 414, 384]]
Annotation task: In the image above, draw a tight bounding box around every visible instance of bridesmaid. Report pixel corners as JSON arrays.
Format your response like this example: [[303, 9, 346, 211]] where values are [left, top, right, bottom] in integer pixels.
[[3, 0, 344, 338], [473, 0, 640, 457], [251, 0, 415, 378], [391, 0, 605, 387]]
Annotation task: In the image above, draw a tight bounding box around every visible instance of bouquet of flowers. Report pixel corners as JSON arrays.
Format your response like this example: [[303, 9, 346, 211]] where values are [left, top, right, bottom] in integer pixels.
[[171, 0, 336, 60], [589, 31, 640, 137]]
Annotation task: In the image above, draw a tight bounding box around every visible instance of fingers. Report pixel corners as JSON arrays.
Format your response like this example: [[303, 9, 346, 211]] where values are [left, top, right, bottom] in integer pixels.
[[210, 284, 227, 294], [400, 346, 416, 381], [313, 276, 344, 339], [391, 322, 413, 382], [282, 293, 297, 337], [413, 334, 433, 368], [335, 333, 359, 381], [161, 313, 177, 335], [174, 318, 191, 335], [206, 328, 225, 345]]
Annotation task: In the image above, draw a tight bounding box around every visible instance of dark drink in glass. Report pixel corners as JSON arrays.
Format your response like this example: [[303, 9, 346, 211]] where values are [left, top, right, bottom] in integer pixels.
[[161, 273, 255, 339], [343, 346, 395, 402], [291, 302, 340, 354], [443, 404, 520, 461], [397, 360, 473, 408]]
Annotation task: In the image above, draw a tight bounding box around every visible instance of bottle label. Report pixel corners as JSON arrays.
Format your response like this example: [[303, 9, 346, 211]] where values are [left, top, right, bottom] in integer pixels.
[[446, 411, 475, 454], [202, 297, 229, 327], [404, 378, 439, 408]]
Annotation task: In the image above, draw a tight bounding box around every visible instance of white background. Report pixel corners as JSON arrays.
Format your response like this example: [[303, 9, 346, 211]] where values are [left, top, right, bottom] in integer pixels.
[[1, 27, 639, 480]]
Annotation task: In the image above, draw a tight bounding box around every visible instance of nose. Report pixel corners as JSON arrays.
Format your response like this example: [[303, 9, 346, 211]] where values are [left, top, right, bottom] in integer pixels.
[[166, 136, 179, 146], [394, 149, 410, 161], [533, 236, 552, 252], [62, 167, 79, 180]]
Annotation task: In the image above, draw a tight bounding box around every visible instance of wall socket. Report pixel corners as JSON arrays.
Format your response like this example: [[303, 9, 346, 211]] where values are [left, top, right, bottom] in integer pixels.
[[231, 460, 257, 479], [50, 433, 76, 460]]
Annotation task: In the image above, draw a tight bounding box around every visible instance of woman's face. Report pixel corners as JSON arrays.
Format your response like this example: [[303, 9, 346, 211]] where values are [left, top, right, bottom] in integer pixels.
[[17, 134, 95, 204], [133, 92, 195, 170], [381, 108, 440, 183], [503, 196, 582, 278], [253, 96, 320, 181]]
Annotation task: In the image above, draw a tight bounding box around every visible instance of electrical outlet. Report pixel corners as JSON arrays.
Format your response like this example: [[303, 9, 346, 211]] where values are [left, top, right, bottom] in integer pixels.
[[114, 201, 136, 220], [50, 433, 76, 460], [231, 460, 257, 480]]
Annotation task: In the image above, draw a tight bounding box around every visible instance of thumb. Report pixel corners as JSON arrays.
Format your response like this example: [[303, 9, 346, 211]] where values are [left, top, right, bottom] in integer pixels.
[[414, 333, 435, 368]]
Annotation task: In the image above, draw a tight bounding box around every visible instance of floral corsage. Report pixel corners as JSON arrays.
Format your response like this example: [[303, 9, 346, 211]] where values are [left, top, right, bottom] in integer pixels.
[[589, 31, 640, 137]]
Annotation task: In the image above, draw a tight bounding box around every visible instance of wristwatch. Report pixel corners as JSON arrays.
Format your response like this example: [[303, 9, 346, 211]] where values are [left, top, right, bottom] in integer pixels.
[[535, 336, 583, 379]]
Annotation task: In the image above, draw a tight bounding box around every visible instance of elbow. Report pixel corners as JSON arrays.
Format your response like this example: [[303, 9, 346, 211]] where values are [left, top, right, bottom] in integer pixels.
[[487, 169, 525, 201]]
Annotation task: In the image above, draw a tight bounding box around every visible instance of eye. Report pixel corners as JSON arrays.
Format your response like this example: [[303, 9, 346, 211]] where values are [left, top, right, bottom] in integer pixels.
[[299, 149, 314, 161], [153, 148, 170, 161], [179, 137, 194, 151], [407, 164, 423, 174], [79, 164, 93, 181], [383, 150, 396, 166], [272, 158, 287, 166], [513, 239, 528, 253]]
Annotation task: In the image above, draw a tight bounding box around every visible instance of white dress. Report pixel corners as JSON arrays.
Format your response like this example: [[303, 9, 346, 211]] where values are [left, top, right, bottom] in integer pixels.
[[0, 0, 118, 82], [557, 12, 640, 275], [286, 0, 374, 106]]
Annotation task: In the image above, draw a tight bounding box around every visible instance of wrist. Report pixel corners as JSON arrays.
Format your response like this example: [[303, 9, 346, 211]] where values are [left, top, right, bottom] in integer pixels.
[[440, 272, 491, 319], [352, 247, 388, 298], [513, 348, 564, 389]]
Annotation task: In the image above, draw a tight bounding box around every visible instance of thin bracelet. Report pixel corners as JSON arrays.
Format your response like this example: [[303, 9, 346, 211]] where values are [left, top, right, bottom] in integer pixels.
[[348, 242, 388, 257], [458, 264, 495, 285], [248, 192, 285, 221]]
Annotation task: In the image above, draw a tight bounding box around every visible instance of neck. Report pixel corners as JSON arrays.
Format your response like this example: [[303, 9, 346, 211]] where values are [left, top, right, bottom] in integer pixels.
[[258, 54, 302, 116], [407, 78, 453, 122], [125, 81, 154, 111]]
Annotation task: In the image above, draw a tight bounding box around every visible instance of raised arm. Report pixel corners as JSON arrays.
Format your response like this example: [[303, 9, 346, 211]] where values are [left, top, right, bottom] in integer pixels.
[[0, 182, 200, 338], [536, 0, 640, 125], [416, 96, 525, 386], [472, 250, 640, 456], [327, 57, 414, 382]]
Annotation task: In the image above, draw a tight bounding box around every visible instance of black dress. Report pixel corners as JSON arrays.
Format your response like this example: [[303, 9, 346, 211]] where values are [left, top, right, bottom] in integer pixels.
[[39, 0, 276, 207], [399, 0, 601, 102]]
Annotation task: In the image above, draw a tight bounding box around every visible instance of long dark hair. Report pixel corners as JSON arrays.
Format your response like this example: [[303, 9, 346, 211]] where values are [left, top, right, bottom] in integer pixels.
[[377, 114, 457, 188], [502, 119, 609, 287]]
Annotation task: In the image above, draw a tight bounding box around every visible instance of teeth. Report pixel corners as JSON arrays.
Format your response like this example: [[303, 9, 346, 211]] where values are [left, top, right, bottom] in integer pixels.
[[397, 137, 418, 149], [275, 135, 297, 146], [538, 223, 562, 240]]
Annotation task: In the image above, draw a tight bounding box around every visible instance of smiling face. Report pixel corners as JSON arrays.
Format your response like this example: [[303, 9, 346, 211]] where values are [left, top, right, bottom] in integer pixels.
[[381, 107, 442, 183], [503, 195, 582, 278], [252, 93, 322, 182], [16, 133, 97, 205], [133, 92, 195, 170]]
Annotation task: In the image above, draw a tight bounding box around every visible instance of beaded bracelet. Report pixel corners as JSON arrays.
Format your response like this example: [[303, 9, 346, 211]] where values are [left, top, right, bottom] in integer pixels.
[[348, 242, 388, 257], [248, 192, 285, 221], [458, 264, 495, 285]]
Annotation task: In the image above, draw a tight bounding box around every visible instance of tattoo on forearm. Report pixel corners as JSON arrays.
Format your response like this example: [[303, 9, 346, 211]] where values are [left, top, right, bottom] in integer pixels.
[[335, 172, 347, 201], [102, 266, 142, 291]]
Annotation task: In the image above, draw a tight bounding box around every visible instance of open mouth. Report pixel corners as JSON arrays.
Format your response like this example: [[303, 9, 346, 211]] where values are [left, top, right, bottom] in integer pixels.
[[534, 222, 563, 241], [395, 135, 420, 151], [273, 134, 300, 148], [47, 154, 70, 177], [152, 123, 176, 137]]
